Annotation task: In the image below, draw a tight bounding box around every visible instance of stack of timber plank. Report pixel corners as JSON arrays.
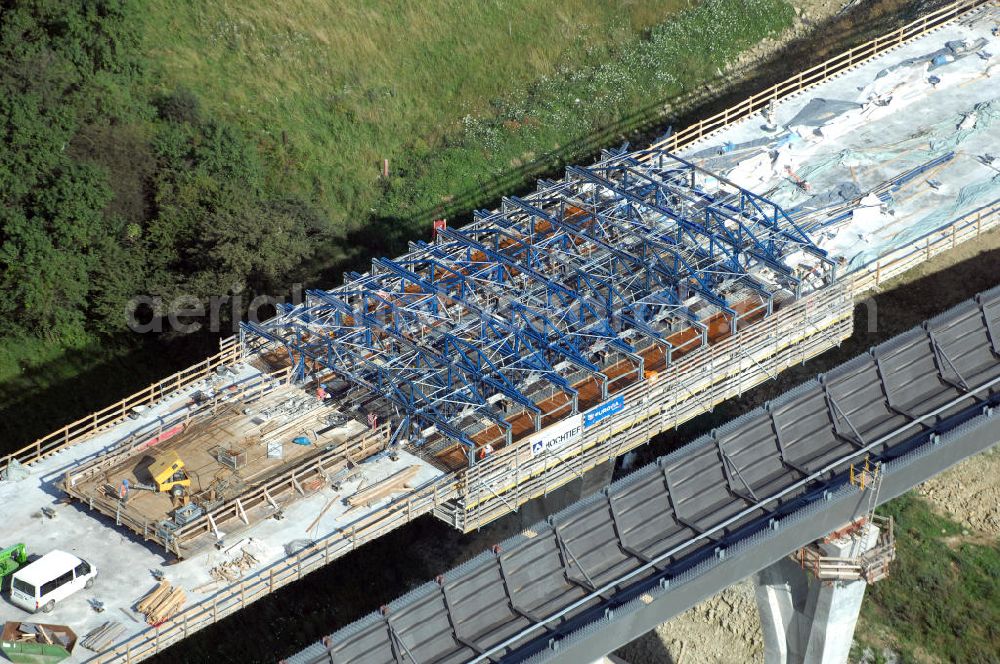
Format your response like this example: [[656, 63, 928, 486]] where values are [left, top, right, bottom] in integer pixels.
[[82, 622, 126, 652], [345, 465, 419, 508], [135, 580, 186, 625]]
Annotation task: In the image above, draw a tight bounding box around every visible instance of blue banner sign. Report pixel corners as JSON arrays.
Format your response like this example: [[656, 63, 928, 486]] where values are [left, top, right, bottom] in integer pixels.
[[583, 395, 625, 428]]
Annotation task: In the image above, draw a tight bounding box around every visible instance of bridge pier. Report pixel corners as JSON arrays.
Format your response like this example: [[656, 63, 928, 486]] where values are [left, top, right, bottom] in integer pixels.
[[755, 520, 890, 664]]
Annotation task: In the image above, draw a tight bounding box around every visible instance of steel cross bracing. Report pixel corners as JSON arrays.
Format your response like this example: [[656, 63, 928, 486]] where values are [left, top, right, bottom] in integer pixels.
[[244, 149, 832, 464], [297, 284, 1000, 664]]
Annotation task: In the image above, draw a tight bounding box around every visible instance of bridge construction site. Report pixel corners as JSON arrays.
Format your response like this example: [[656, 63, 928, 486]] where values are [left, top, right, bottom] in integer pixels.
[[0, 2, 998, 662]]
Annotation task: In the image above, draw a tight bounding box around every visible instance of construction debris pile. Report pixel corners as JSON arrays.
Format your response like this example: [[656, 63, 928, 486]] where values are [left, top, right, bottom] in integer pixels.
[[209, 548, 260, 583], [3, 622, 74, 649]]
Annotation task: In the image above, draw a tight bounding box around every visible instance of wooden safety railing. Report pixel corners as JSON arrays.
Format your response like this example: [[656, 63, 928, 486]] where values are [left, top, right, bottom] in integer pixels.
[[63, 367, 291, 489], [454, 196, 1000, 528], [650, 0, 991, 156], [90, 469, 460, 664], [61, 367, 294, 555], [457, 283, 854, 529], [849, 200, 1000, 295], [6, 0, 991, 484], [0, 342, 243, 476]]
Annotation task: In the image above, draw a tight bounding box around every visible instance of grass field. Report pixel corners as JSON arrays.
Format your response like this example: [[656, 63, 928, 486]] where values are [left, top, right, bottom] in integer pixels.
[[138, 0, 694, 224], [855, 494, 1000, 663], [137, 0, 794, 255], [6, 2, 997, 661], [0, 0, 798, 453]]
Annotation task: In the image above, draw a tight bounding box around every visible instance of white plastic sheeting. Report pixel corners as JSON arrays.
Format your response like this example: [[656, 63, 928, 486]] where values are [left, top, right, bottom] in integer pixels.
[[682, 7, 1000, 268]]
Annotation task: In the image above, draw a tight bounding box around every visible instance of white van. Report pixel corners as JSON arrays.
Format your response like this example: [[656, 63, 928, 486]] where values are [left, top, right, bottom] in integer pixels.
[[9, 550, 98, 613]]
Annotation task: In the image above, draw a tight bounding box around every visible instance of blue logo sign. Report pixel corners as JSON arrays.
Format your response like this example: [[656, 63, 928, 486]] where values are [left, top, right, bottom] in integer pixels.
[[583, 395, 625, 428]]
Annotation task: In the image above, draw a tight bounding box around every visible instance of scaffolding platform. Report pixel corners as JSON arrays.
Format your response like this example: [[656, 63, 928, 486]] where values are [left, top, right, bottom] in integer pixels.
[[61, 377, 385, 557]]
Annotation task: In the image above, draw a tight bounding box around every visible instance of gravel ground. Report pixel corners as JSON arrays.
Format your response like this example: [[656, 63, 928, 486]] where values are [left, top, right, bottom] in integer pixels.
[[917, 447, 1000, 538], [616, 580, 764, 664]]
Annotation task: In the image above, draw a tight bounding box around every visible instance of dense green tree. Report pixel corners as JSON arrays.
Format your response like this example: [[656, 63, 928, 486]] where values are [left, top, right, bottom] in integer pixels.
[[0, 0, 328, 340]]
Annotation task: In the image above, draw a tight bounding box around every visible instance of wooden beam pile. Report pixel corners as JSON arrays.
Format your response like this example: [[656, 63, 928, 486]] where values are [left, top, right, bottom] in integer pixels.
[[209, 549, 259, 583], [346, 465, 419, 507], [135, 580, 186, 625], [82, 621, 126, 652]]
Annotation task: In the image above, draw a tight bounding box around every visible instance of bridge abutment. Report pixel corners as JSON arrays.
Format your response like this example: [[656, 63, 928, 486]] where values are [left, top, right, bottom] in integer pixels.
[[755, 521, 884, 664]]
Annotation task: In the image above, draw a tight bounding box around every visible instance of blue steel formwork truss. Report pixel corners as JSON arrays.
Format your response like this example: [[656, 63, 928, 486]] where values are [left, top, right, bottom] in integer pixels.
[[242, 148, 835, 467]]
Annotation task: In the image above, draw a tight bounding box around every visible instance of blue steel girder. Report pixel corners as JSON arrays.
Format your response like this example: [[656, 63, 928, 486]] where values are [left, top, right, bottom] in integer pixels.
[[488, 204, 644, 289], [241, 320, 484, 453], [371, 257, 580, 400], [441, 334, 562, 415], [574, 167, 743, 272], [629, 152, 826, 269], [510, 303, 603, 371], [594, 208, 736, 313], [307, 289, 543, 422], [385, 256, 582, 385], [490, 195, 717, 349], [566, 163, 796, 281], [659, 177, 801, 268], [424, 227, 648, 382], [250, 315, 468, 416], [511, 198, 700, 344], [505, 193, 737, 323], [504, 197, 667, 292], [410, 238, 632, 353], [381, 256, 473, 301], [476, 317, 577, 393], [511, 301, 645, 381], [574, 159, 810, 286], [563, 165, 744, 269], [504, 196, 658, 289], [325, 285, 441, 338], [577, 267, 705, 346], [402, 241, 620, 391], [436, 226, 631, 345], [294, 300, 505, 422], [657, 150, 820, 251], [593, 201, 777, 311], [436, 228, 577, 311]]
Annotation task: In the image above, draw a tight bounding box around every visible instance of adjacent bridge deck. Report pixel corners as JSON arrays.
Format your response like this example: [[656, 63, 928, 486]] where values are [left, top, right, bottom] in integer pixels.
[[291, 285, 1000, 664]]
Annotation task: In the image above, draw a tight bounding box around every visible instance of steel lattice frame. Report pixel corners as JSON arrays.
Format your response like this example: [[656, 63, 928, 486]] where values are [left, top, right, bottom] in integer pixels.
[[242, 148, 833, 465]]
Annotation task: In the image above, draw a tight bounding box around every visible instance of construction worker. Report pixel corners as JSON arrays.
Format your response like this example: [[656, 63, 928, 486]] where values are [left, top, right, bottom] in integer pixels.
[[478, 443, 494, 461], [316, 383, 330, 401]]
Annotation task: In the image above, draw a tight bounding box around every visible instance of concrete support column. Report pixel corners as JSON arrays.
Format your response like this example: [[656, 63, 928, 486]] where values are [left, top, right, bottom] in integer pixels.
[[755, 523, 880, 664]]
